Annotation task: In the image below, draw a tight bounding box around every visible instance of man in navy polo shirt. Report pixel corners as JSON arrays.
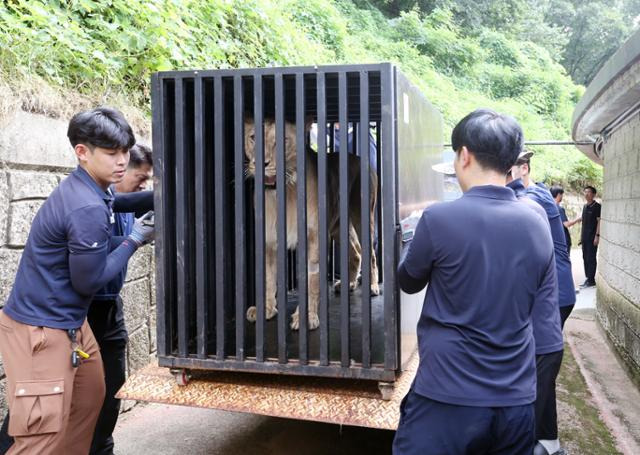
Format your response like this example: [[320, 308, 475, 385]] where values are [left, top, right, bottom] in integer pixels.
[[393, 109, 557, 454], [510, 151, 574, 455], [0, 107, 153, 454], [0, 146, 154, 455], [511, 151, 576, 327]]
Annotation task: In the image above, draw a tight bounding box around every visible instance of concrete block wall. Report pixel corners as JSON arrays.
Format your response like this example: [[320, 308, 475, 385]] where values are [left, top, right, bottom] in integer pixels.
[[597, 114, 640, 381], [0, 110, 156, 421]]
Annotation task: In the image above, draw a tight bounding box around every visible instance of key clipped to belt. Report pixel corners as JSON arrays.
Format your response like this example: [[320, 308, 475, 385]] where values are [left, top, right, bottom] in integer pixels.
[[67, 329, 90, 368]]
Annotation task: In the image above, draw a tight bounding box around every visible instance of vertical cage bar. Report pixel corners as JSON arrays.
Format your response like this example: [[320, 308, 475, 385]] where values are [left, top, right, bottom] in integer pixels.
[[194, 75, 208, 358], [253, 75, 266, 362], [381, 64, 397, 370], [275, 73, 288, 364], [376, 120, 382, 282], [175, 79, 189, 358], [338, 72, 350, 368], [316, 73, 329, 365], [295, 73, 308, 363], [152, 74, 169, 357], [359, 71, 372, 368], [214, 76, 226, 360], [234, 75, 246, 361]]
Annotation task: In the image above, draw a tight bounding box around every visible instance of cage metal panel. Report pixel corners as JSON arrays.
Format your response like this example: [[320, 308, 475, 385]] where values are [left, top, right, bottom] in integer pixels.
[[152, 63, 443, 382]]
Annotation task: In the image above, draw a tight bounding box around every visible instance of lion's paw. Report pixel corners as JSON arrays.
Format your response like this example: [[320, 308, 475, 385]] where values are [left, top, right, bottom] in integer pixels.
[[290, 311, 320, 331], [290, 312, 300, 330], [334, 279, 357, 293], [308, 312, 320, 330], [371, 282, 381, 296], [246, 305, 278, 322], [265, 304, 277, 320]]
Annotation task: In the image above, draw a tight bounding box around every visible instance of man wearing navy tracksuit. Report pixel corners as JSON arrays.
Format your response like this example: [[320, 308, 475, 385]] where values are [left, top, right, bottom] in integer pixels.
[[393, 109, 557, 454]]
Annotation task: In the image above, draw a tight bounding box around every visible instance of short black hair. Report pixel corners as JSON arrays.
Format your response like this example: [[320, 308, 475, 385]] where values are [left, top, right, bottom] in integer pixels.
[[584, 185, 597, 194], [451, 108, 523, 174], [129, 143, 153, 168], [550, 186, 564, 198], [67, 106, 135, 150]]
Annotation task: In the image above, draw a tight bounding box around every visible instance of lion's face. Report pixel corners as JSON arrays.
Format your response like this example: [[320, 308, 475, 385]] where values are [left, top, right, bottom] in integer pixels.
[[245, 119, 297, 187]]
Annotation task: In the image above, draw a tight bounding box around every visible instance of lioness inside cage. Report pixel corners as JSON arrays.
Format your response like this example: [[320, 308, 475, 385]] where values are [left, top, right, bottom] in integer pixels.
[[244, 118, 380, 330]]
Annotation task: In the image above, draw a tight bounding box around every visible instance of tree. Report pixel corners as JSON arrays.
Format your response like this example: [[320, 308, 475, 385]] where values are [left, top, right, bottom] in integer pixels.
[[546, 0, 639, 85]]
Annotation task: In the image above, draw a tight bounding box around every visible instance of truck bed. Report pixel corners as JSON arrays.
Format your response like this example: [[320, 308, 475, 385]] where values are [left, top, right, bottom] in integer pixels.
[[117, 352, 417, 430]]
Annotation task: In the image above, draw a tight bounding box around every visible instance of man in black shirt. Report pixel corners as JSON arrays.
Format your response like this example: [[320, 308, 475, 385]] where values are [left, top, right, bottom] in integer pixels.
[[550, 186, 571, 254], [568, 185, 601, 287]]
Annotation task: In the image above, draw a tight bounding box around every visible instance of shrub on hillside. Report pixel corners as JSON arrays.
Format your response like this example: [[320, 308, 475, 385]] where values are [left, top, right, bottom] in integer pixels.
[[288, 0, 347, 60], [391, 9, 482, 75]]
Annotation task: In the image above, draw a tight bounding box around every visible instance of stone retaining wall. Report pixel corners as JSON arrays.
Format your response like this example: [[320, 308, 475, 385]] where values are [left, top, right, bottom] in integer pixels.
[[572, 28, 640, 384], [595, 115, 640, 381]]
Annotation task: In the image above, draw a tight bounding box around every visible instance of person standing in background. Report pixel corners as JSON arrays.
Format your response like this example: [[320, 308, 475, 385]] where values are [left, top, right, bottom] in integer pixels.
[[566, 186, 601, 288], [550, 186, 572, 254]]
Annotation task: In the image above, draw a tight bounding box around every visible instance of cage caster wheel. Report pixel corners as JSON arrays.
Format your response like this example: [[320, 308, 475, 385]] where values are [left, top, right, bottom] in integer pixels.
[[171, 368, 191, 386], [378, 381, 394, 401]]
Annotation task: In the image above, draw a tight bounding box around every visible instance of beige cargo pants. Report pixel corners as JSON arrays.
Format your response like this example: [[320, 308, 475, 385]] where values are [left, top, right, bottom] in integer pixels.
[[0, 310, 105, 454]]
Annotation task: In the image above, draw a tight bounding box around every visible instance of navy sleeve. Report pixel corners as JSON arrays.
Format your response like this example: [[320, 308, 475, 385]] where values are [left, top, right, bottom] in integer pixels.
[[559, 206, 568, 223], [110, 235, 127, 251], [595, 203, 601, 219], [531, 252, 562, 354], [113, 190, 153, 216], [69, 240, 137, 296], [67, 205, 138, 296], [67, 205, 111, 255], [397, 211, 435, 294]]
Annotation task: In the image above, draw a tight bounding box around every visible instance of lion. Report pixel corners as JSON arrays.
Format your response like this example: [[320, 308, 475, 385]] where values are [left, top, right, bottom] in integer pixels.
[[244, 118, 379, 331]]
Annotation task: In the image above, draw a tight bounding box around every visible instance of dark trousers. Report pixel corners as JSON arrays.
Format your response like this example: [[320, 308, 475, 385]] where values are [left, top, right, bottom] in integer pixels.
[[0, 418, 10, 455], [89, 339, 127, 455], [393, 389, 535, 455], [560, 305, 574, 329], [534, 350, 564, 441], [582, 240, 598, 282]]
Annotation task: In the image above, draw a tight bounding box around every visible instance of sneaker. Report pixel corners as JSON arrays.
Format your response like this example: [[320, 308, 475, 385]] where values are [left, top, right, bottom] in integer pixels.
[[534, 442, 566, 455], [580, 279, 596, 288]]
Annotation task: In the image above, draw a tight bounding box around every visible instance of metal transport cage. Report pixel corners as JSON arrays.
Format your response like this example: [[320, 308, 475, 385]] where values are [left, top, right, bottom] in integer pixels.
[[152, 63, 443, 384]]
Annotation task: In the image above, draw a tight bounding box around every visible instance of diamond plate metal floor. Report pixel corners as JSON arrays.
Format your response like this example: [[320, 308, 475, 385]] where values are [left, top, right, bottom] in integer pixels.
[[117, 352, 417, 430]]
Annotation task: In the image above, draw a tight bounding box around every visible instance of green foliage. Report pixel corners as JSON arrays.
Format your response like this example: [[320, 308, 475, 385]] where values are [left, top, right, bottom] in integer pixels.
[[287, 0, 348, 59], [359, 0, 640, 86], [391, 9, 483, 75], [478, 31, 521, 67], [0, 0, 330, 103], [551, 1, 633, 85], [0, 0, 604, 191]]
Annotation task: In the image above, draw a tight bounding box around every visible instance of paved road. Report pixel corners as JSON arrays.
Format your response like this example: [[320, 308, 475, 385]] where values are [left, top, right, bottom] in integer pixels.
[[113, 405, 394, 455], [570, 247, 596, 310]]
